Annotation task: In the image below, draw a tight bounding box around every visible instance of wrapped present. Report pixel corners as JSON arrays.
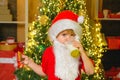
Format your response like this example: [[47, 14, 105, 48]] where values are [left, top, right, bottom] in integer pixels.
[[14, 42, 25, 53], [106, 36, 120, 50], [98, 11, 104, 18], [0, 50, 17, 80], [0, 42, 17, 51]]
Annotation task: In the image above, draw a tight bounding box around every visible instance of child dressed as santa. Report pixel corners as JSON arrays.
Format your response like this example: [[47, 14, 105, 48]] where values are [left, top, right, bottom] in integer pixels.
[[22, 10, 94, 80]]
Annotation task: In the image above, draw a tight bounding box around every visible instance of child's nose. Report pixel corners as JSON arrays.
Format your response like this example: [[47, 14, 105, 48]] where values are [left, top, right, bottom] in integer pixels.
[[66, 35, 70, 38], [66, 36, 72, 41]]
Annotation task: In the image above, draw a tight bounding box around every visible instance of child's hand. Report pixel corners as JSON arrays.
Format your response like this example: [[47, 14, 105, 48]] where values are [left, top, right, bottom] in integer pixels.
[[21, 55, 30, 65], [72, 40, 84, 52]]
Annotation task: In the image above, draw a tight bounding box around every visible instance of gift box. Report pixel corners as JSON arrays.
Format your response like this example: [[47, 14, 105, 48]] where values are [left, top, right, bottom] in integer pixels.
[[98, 11, 104, 18], [0, 42, 17, 51], [109, 14, 120, 18], [0, 50, 17, 80], [106, 36, 120, 49]]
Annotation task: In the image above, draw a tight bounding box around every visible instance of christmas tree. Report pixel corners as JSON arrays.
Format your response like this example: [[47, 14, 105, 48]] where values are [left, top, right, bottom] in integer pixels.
[[15, 0, 107, 80]]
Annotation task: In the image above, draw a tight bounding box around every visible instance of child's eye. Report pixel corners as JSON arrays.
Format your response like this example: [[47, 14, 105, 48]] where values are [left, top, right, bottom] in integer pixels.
[[71, 34, 73, 36], [62, 33, 66, 36], [71, 34, 75, 36]]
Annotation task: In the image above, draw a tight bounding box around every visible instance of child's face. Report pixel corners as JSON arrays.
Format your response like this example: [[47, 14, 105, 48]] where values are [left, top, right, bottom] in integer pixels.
[[56, 29, 75, 44]]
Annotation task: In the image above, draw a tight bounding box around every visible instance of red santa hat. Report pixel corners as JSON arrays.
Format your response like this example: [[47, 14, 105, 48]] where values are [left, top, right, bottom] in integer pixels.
[[48, 10, 84, 41]]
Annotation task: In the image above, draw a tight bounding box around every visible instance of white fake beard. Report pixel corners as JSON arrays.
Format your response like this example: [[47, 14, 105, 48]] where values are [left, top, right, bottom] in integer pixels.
[[53, 40, 80, 80]]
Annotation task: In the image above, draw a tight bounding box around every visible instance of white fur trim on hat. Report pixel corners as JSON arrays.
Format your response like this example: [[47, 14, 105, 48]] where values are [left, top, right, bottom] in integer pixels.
[[48, 19, 82, 41]]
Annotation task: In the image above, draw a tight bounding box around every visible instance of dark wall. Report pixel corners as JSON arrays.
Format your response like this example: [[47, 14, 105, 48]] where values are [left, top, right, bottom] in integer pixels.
[[101, 20, 120, 36], [102, 50, 120, 70], [0, 24, 17, 41]]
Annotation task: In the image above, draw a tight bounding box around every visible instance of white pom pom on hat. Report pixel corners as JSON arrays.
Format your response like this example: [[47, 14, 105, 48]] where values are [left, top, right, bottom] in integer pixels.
[[48, 10, 84, 41], [77, 16, 84, 24]]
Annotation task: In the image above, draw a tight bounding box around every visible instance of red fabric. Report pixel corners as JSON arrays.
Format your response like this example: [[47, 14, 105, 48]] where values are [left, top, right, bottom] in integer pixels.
[[106, 36, 120, 49], [0, 64, 16, 80], [105, 67, 120, 79], [79, 58, 85, 72], [0, 50, 15, 58], [0, 50, 16, 80], [41, 46, 83, 80], [52, 10, 78, 25], [109, 14, 120, 18], [98, 11, 104, 18], [14, 42, 25, 53], [113, 78, 120, 80]]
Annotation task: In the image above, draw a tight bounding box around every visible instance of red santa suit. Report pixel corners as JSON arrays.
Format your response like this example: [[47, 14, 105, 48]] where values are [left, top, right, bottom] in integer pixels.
[[41, 46, 85, 80]]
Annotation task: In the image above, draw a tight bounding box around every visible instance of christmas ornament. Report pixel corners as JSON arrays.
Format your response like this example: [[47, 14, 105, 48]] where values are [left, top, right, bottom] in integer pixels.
[[39, 15, 49, 25], [78, 9, 85, 16], [38, 45, 45, 51]]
